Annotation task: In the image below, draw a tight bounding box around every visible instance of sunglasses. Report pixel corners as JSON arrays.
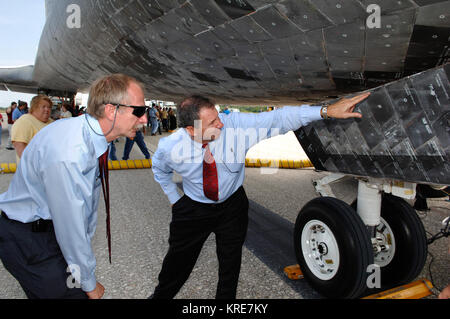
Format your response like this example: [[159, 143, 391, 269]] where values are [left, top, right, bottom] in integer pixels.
[[110, 103, 149, 118]]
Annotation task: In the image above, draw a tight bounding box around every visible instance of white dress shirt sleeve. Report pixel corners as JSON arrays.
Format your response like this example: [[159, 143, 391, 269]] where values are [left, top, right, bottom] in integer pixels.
[[225, 105, 322, 150], [152, 144, 182, 205]]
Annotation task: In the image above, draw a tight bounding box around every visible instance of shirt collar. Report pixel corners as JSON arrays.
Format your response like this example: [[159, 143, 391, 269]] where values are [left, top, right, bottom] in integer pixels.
[[84, 114, 109, 158], [181, 128, 204, 149], [181, 128, 222, 150]]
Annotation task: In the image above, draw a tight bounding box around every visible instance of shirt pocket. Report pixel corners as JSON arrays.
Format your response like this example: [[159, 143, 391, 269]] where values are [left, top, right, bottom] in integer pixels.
[[187, 176, 204, 191], [223, 162, 243, 173]]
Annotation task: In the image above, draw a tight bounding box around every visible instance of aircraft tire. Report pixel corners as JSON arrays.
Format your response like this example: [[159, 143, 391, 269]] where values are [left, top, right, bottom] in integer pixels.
[[294, 197, 373, 299], [374, 194, 428, 289]]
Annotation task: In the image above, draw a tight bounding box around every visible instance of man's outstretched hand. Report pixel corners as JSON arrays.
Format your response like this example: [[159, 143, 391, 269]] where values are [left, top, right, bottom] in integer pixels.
[[327, 92, 370, 119]]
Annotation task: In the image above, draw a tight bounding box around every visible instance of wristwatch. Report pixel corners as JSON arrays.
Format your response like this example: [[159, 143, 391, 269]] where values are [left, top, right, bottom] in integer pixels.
[[320, 105, 329, 120]]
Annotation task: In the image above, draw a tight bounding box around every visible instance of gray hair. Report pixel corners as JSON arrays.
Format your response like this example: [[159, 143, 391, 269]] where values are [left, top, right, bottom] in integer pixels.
[[87, 74, 143, 119]]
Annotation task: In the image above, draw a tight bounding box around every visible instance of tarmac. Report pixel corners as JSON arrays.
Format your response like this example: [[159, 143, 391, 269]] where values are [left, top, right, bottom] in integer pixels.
[[0, 119, 448, 299]]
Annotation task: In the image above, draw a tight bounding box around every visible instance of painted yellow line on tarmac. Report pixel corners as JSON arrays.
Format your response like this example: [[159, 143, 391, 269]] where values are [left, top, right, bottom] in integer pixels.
[[0, 163, 17, 174]]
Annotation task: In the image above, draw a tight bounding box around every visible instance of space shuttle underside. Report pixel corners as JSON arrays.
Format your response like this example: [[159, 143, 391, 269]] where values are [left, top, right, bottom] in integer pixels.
[[295, 64, 450, 186], [2, 0, 449, 104]]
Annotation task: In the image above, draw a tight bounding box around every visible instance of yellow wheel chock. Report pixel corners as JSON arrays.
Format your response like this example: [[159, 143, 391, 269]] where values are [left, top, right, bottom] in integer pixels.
[[283, 264, 434, 299]]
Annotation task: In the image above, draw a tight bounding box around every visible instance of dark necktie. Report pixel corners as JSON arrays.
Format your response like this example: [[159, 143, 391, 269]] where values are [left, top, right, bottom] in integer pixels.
[[98, 149, 112, 263], [203, 143, 219, 201]]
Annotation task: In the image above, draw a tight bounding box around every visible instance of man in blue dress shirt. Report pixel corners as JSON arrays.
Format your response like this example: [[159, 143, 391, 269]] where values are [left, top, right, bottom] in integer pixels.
[[12, 101, 27, 121], [148, 103, 159, 135], [0, 74, 147, 299], [151, 93, 370, 299]]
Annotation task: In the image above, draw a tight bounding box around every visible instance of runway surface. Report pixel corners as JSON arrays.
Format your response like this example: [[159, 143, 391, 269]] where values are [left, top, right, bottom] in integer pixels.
[[0, 124, 448, 299]]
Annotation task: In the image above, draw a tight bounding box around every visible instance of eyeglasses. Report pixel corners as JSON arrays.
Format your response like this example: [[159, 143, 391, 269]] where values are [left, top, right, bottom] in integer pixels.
[[109, 103, 149, 118]]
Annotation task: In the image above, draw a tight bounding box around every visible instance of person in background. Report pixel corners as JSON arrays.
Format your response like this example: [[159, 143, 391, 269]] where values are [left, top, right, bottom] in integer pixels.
[[109, 140, 118, 161], [11, 95, 54, 163], [60, 103, 73, 119], [149, 103, 159, 136], [122, 126, 151, 160], [161, 107, 169, 132], [156, 106, 162, 135], [5, 102, 17, 150], [12, 101, 27, 121], [0, 73, 147, 299], [168, 107, 177, 132], [0, 112, 3, 149]]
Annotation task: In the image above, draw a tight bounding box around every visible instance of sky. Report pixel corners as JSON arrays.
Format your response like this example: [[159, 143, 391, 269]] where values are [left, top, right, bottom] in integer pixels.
[[0, 0, 46, 107]]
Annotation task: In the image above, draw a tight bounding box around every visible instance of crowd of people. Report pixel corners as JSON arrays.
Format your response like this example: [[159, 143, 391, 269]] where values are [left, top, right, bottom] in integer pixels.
[[1, 99, 84, 163], [2, 99, 53, 163], [146, 103, 177, 135], [2, 97, 176, 163]]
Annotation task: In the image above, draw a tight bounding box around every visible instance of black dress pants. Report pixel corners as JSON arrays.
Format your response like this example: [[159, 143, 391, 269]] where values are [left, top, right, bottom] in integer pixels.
[[153, 186, 249, 299], [0, 213, 87, 299]]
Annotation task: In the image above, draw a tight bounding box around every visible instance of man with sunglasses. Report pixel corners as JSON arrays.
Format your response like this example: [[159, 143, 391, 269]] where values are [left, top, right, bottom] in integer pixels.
[[0, 74, 147, 299]]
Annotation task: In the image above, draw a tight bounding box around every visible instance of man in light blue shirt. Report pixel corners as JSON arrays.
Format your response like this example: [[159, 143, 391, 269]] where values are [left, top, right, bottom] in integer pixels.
[[12, 101, 27, 121], [148, 103, 159, 135], [151, 93, 370, 299], [0, 74, 147, 299]]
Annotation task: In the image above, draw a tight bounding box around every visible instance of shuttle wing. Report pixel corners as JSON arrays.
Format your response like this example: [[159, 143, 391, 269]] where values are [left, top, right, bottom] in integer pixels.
[[295, 63, 450, 185], [0, 65, 38, 94]]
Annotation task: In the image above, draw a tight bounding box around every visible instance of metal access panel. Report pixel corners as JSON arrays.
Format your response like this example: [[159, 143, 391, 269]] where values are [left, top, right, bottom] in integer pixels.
[[294, 64, 450, 185]]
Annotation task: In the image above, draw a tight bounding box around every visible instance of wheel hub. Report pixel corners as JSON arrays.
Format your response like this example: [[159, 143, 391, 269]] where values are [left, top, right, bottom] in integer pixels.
[[318, 242, 328, 255], [373, 217, 396, 267], [301, 220, 340, 280]]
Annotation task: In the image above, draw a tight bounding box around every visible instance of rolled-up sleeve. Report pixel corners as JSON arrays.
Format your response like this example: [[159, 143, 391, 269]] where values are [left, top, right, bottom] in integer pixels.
[[41, 161, 97, 292]]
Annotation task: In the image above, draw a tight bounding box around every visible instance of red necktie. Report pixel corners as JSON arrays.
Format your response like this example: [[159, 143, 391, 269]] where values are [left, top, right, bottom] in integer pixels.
[[98, 149, 112, 263], [203, 143, 219, 201]]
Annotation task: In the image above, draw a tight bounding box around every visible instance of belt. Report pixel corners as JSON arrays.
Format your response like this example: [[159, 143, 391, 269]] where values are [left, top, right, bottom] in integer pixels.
[[1, 210, 53, 233], [194, 186, 245, 210]]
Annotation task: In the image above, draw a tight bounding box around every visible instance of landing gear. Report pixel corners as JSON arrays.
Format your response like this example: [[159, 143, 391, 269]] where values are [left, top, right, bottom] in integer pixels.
[[294, 175, 429, 298]]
